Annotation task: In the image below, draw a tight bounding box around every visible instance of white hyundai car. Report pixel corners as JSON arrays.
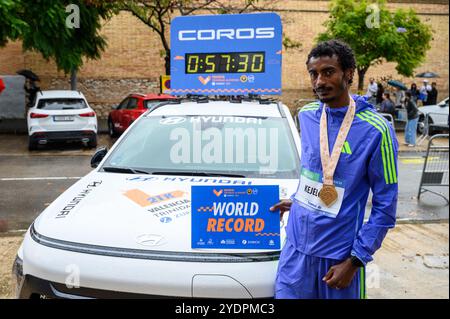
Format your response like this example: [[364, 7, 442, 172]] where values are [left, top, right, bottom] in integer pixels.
[[14, 97, 301, 298], [27, 90, 98, 150]]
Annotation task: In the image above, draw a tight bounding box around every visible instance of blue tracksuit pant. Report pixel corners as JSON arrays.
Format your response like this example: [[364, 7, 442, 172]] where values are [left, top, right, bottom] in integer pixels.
[[275, 241, 366, 299]]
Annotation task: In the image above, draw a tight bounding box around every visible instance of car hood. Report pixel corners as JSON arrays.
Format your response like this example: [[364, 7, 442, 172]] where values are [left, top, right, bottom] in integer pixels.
[[33, 171, 299, 253], [419, 104, 449, 114]]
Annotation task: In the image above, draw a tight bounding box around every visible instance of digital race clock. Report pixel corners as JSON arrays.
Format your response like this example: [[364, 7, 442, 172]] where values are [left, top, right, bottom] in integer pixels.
[[185, 52, 265, 74], [170, 13, 282, 95]]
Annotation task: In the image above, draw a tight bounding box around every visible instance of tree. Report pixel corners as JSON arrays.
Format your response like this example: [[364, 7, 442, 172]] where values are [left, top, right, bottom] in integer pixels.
[[0, 0, 28, 46], [317, 0, 433, 91], [116, 0, 300, 75], [0, 0, 115, 90]]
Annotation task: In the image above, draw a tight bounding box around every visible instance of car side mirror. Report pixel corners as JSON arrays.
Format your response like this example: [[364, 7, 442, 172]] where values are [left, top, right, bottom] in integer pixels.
[[112, 104, 119, 110], [91, 146, 108, 168]]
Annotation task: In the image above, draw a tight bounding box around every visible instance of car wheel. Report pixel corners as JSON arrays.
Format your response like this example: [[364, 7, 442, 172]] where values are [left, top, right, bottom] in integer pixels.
[[108, 118, 117, 137], [28, 138, 37, 151], [417, 115, 425, 135], [88, 135, 97, 149]]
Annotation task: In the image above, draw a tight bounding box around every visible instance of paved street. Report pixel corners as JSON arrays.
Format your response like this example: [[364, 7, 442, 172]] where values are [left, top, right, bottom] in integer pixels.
[[0, 133, 448, 231]]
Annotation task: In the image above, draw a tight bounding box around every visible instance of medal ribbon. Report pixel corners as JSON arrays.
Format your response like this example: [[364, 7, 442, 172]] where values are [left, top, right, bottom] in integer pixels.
[[320, 95, 356, 185]]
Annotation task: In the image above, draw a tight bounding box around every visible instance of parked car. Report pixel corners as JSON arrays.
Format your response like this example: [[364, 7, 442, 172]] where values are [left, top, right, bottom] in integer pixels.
[[27, 90, 97, 150], [13, 97, 302, 298], [417, 97, 449, 135], [108, 93, 178, 137]]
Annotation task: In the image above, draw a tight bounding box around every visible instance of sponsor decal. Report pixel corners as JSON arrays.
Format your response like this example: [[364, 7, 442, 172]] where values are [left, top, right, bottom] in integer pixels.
[[160, 217, 173, 224], [189, 116, 263, 125], [123, 188, 192, 221], [198, 76, 211, 85], [124, 189, 185, 207], [147, 199, 191, 219], [126, 176, 252, 185], [178, 27, 275, 41], [56, 181, 102, 219], [192, 185, 280, 249], [159, 117, 186, 125]]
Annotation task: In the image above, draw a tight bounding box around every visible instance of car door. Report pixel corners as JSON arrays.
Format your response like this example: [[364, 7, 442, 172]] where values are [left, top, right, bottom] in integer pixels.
[[113, 97, 130, 132], [122, 97, 139, 130]]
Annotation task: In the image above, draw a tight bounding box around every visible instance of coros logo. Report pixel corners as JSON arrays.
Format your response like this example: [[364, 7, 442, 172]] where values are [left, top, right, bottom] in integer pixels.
[[159, 117, 186, 125], [178, 28, 275, 41]]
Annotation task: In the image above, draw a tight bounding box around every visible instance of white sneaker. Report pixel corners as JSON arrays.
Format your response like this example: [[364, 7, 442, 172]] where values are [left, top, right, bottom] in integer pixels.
[[408, 144, 415, 147]]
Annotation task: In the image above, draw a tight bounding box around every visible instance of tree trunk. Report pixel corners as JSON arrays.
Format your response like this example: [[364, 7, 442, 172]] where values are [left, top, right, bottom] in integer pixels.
[[70, 69, 77, 91], [357, 67, 368, 92], [165, 49, 170, 75]]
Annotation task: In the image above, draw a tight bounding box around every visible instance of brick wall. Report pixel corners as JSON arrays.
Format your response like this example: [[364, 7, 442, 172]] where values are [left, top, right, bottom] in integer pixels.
[[0, 0, 448, 117]]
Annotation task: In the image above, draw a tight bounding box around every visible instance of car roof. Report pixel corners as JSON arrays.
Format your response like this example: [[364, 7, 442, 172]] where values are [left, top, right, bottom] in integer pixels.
[[147, 100, 283, 117], [129, 93, 177, 100], [36, 90, 85, 99]]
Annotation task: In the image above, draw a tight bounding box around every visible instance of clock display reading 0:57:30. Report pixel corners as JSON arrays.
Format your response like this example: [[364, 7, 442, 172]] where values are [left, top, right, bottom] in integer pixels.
[[185, 52, 265, 74]]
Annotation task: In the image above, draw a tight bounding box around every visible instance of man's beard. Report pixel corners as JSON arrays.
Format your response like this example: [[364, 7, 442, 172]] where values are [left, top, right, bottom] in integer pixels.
[[316, 77, 347, 103]]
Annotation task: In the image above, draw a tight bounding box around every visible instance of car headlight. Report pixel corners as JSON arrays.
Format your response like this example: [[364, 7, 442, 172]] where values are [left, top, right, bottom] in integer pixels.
[[12, 255, 24, 298]]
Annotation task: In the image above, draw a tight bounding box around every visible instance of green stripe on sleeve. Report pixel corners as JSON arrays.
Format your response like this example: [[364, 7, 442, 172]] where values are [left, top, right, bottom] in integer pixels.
[[363, 111, 397, 183], [361, 111, 394, 184], [356, 113, 391, 184]]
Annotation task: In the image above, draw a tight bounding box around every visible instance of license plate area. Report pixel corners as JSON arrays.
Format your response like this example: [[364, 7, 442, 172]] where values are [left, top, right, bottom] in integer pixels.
[[53, 115, 74, 122]]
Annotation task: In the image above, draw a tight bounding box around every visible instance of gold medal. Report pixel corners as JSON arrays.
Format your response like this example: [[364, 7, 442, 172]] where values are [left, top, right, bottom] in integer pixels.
[[319, 184, 338, 207]]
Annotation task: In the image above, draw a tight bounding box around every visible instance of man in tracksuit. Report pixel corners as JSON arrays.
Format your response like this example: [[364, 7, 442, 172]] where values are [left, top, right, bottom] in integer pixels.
[[271, 40, 398, 299]]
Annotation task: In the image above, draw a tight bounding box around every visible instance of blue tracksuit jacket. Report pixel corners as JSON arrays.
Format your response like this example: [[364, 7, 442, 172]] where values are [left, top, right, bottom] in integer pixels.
[[287, 95, 398, 265]]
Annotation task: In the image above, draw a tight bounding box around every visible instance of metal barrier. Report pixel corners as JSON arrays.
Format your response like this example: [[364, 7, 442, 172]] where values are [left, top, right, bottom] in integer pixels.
[[379, 113, 395, 130], [417, 112, 450, 146], [417, 134, 449, 204]]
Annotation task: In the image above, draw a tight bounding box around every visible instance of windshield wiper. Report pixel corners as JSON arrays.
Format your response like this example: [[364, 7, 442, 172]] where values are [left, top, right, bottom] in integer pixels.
[[151, 171, 245, 178], [102, 166, 150, 174]]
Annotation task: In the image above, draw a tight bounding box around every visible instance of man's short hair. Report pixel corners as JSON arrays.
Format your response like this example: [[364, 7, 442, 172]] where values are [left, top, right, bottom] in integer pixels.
[[306, 39, 356, 84]]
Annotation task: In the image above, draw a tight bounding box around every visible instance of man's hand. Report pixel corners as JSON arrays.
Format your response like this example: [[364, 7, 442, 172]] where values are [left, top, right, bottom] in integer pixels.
[[270, 199, 292, 220], [322, 258, 359, 290]]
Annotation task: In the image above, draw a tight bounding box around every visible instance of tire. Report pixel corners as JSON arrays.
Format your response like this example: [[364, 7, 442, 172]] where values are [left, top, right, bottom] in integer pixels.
[[418, 116, 433, 135], [108, 118, 117, 137], [28, 138, 37, 151], [417, 115, 425, 135], [88, 135, 97, 149]]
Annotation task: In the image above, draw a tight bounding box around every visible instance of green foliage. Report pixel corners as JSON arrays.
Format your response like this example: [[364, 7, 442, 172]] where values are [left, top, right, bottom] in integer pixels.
[[0, 0, 28, 46], [0, 0, 114, 74], [317, 0, 433, 88]]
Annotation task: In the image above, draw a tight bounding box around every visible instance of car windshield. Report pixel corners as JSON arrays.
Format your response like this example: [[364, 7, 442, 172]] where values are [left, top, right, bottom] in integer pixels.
[[37, 98, 87, 110], [102, 115, 300, 179], [144, 100, 175, 109]]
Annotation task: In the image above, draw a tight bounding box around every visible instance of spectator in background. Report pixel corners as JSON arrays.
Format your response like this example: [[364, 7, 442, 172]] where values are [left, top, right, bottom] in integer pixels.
[[380, 93, 395, 119], [24, 78, 40, 108], [376, 82, 384, 106], [410, 83, 419, 103], [366, 77, 378, 104], [394, 87, 405, 108], [404, 91, 419, 147], [0, 77, 5, 95], [427, 82, 438, 105], [419, 80, 432, 105]]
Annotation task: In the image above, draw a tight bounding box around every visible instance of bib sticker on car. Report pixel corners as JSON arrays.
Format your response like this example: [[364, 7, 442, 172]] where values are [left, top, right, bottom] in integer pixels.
[[123, 188, 191, 223], [191, 185, 280, 249]]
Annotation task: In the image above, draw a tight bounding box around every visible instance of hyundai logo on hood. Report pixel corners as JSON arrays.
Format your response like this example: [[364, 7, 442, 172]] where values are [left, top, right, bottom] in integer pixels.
[[136, 234, 167, 247]]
